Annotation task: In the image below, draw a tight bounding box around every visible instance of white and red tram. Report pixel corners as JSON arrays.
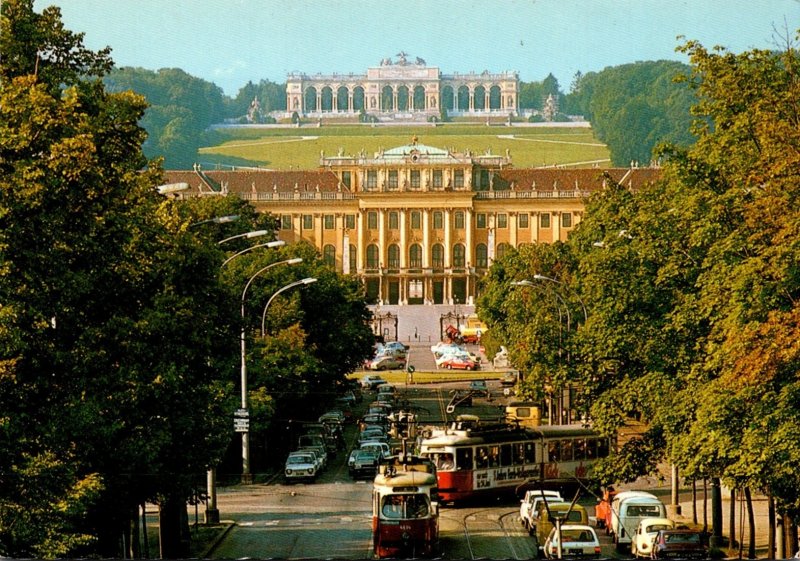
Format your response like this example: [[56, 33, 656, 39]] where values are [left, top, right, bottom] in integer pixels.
[[419, 420, 610, 503], [372, 455, 439, 558]]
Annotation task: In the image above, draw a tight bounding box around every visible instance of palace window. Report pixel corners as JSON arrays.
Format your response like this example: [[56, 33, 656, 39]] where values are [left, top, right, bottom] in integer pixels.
[[540, 213, 551, 228], [497, 213, 508, 228], [518, 213, 529, 228], [281, 215, 292, 230], [454, 211, 465, 229], [410, 211, 421, 229], [367, 170, 378, 190], [388, 244, 400, 269], [366, 244, 379, 268], [454, 169, 464, 188], [476, 244, 488, 268], [432, 244, 444, 269], [453, 244, 466, 268], [433, 169, 443, 188], [409, 280, 423, 299], [323, 244, 335, 267], [497, 243, 508, 259], [342, 171, 351, 188], [388, 211, 399, 230], [348, 244, 357, 273], [562, 212, 573, 228], [433, 211, 443, 230], [409, 244, 423, 268], [367, 211, 378, 229], [302, 214, 313, 230], [324, 214, 334, 229], [476, 213, 487, 229], [388, 170, 398, 190], [479, 169, 490, 189], [410, 170, 420, 189], [345, 214, 355, 230]]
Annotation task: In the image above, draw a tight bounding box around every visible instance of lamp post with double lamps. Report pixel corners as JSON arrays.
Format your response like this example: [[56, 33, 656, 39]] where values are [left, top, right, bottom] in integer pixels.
[[261, 277, 318, 337], [239, 258, 303, 483], [532, 274, 587, 324]]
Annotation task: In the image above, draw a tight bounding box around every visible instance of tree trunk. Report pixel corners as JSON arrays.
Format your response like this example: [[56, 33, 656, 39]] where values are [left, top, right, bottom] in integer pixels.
[[131, 507, 141, 559], [159, 497, 190, 559], [784, 513, 797, 559], [729, 487, 737, 549], [692, 480, 698, 525], [711, 477, 723, 548], [768, 494, 775, 560], [745, 488, 755, 559], [703, 478, 709, 533]]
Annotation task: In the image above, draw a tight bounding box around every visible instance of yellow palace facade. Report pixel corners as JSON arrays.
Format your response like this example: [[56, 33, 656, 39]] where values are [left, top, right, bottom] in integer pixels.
[[166, 143, 659, 305]]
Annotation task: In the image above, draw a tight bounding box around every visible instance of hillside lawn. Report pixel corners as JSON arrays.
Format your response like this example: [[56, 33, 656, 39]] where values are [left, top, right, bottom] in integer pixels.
[[198, 124, 610, 170]]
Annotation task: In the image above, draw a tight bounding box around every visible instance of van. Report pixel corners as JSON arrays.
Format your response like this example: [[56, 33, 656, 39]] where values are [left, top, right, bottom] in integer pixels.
[[611, 492, 667, 551], [505, 401, 542, 428], [533, 502, 589, 548]]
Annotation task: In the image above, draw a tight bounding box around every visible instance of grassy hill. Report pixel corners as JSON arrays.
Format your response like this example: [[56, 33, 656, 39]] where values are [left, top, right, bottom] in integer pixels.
[[198, 124, 610, 170]]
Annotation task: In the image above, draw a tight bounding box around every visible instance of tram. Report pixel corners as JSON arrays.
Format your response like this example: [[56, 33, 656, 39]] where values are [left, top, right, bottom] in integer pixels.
[[418, 417, 610, 503], [372, 454, 439, 558]]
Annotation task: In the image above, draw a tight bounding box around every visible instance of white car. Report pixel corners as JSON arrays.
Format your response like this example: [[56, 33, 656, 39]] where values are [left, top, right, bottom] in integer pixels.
[[284, 451, 319, 482], [631, 517, 674, 558], [520, 489, 563, 533], [543, 524, 601, 559]]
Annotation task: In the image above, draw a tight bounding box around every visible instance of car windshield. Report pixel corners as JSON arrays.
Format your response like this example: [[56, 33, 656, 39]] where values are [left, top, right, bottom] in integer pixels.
[[288, 455, 312, 465], [561, 529, 595, 542], [665, 533, 701, 544]]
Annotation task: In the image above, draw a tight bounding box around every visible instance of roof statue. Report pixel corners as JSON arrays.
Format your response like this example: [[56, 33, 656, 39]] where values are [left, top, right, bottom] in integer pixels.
[[396, 51, 409, 65]]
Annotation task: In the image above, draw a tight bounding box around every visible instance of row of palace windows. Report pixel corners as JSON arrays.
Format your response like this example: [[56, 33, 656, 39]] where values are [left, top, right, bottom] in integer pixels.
[[320, 242, 515, 270], [279, 212, 572, 231]]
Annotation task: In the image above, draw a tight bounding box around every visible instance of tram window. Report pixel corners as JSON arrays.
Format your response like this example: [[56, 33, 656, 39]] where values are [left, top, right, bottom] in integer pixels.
[[456, 448, 473, 470], [435, 453, 454, 471], [548, 441, 561, 462], [488, 446, 500, 468], [524, 442, 536, 463], [476, 447, 489, 469], [513, 443, 526, 465], [500, 444, 512, 467], [574, 439, 588, 461], [585, 439, 597, 459], [561, 440, 574, 461]]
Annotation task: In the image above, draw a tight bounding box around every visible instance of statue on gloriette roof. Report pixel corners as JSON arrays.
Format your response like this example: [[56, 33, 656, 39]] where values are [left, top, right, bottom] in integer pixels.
[[396, 51, 409, 65]]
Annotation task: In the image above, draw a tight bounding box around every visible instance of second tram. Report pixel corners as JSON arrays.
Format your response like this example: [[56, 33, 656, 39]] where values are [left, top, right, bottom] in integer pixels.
[[419, 419, 610, 503], [372, 455, 439, 558]]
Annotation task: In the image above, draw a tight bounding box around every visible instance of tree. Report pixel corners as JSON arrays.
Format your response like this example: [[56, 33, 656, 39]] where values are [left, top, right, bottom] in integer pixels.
[[0, 1, 239, 556]]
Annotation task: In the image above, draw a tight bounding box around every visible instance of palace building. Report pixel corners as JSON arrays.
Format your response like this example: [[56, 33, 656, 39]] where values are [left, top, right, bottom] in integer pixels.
[[285, 52, 519, 120], [166, 141, 660, 305]]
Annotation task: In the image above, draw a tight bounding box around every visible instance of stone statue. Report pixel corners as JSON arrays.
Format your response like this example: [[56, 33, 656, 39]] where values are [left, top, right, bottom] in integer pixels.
[[415, 56, 426, 65], [396, 51, 409, 65], [381, 57, 392, 66]]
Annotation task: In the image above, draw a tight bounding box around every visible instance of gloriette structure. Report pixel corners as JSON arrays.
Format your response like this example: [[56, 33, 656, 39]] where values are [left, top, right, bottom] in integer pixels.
[[285, 52, 519, 120]]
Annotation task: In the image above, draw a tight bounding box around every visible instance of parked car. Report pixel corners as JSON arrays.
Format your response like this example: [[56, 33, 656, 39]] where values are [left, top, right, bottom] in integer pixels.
[[520, 489, 563, 533], [360, 374, 387, 390], [469, 380, 489, 396], [632, 518, 674, 558], [651, 529, 707, 559], [349, 448, 381, 479], [348, 441, 391, 471], [284, 451, 319, 482], [297, 434, 327, 467], [543, 524, 601, 559], [440, 355, 479, 370], [383, 341, 409, 352], [369, 355, 405, 371], [534, 503, 590, 548]]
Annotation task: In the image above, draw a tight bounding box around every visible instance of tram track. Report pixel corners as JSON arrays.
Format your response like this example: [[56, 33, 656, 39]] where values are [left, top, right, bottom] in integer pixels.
[[440, 507, 531, 560]]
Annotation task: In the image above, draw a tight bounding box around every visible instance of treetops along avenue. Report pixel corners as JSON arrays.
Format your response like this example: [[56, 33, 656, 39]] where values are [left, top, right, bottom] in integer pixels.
[[3, 0, 800, 558]]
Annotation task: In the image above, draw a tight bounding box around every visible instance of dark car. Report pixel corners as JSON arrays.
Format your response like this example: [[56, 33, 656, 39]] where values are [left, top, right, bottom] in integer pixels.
[[651, 529, 707, 559], [350, 448, 381, 479]]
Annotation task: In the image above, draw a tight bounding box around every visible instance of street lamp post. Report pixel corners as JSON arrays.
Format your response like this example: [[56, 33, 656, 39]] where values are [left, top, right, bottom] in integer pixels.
[[221, 240, 285, 267], [239, 258, 303, 484], [218, 229, 269, 245], [532, 274, 587, 324], [260, 277, 318, 337]]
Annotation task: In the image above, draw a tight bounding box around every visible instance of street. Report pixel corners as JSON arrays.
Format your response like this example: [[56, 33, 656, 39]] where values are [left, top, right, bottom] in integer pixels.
[[205, 380, 630, 560]]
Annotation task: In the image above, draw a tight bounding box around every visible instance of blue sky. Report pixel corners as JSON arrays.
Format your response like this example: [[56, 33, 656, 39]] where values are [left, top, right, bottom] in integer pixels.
[[35, 0, 800, 97]]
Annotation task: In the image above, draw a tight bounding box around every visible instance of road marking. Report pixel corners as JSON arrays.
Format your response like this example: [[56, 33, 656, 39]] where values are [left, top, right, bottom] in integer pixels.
[[264, 521, 279, 526]]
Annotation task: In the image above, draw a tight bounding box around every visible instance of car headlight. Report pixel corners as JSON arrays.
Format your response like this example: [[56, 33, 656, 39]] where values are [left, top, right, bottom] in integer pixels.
[[286, 469, 292, 475], [308, 468, 314, 474]]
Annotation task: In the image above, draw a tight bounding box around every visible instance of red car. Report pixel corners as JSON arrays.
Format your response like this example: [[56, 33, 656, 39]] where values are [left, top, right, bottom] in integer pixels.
[[439, 356, 479, 370]]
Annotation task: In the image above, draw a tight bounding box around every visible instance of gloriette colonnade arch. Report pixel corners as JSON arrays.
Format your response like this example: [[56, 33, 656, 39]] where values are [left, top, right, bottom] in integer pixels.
[[286, 54, 518, 118]]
